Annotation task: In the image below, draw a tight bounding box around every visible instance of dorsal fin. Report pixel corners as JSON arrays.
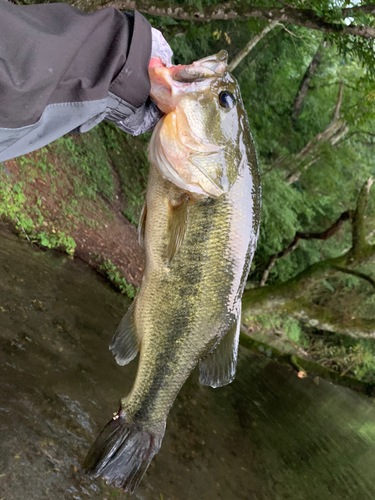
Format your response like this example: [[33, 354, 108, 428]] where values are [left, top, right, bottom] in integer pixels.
[[167, 195, 189, 263], [199, 303, 241, 388], [110, 300, 139, 366]]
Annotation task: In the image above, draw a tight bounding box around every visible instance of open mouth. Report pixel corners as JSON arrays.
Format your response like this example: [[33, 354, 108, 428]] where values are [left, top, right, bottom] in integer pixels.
[[171, 51, 228, 83]]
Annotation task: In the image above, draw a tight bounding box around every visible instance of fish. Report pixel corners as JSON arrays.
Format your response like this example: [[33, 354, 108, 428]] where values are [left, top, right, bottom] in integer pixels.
[[82, 50, 261, 493]]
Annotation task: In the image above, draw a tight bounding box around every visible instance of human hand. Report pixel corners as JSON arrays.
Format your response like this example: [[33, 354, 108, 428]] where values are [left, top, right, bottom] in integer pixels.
[[111, 97, 162, 136], [150, 28, 173, 68], [109, 28, 172, 136]]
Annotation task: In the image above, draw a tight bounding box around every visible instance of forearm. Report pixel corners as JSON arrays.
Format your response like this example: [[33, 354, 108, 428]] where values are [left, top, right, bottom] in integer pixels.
[[0, 1, 152, 161]]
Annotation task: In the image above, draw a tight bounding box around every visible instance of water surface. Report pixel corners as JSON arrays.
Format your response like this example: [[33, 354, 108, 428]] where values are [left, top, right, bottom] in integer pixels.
[[1, 229, 375, 500]]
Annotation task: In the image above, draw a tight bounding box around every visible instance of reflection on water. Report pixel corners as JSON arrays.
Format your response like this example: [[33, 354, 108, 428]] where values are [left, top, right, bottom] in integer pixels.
[[1, 228, 375, 500]]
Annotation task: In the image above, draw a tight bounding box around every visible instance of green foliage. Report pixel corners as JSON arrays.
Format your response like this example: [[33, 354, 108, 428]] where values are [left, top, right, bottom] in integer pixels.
[[17, 147, 56, 175], [249, 311, 375, 382], [353, 341, 375, 382], [54, 129, 115, 201], [233, 22, 375, 287], [2, 134, 117, 232], [327, 30, 375, 78], [98, 123, 150, 226], [256, 313, 309, 348], [37, 231, 76, 255], [256, 170, 304, 254], [0, 168, 77, 255], [308, 334, 375, 384], [0, 132, 119, 255], [98, 259, 137, 298], [0, 180, 34, 233]]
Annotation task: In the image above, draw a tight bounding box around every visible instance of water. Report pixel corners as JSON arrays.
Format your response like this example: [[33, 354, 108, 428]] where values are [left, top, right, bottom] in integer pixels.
[[1, 228, 375, 500]]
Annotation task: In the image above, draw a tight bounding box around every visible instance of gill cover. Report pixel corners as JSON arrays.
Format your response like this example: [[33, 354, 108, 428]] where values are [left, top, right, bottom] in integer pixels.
[[148, 51, 235, 198], [148, 107, 229, 198]]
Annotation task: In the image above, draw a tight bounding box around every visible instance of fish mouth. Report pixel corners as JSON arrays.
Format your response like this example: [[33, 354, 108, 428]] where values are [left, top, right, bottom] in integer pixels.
[[171, 51, 228, 83], [149, 51, 229, 114]]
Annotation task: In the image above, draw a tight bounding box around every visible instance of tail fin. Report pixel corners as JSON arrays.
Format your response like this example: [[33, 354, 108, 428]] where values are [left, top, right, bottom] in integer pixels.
[[82, 411, 164, 493]]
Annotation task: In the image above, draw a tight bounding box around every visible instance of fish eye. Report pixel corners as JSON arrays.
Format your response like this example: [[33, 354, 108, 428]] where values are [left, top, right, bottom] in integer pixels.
[[219, 91, 235, 109]]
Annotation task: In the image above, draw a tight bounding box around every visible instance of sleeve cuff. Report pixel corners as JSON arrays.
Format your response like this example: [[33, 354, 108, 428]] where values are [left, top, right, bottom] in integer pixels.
[[109, 10, 152, 109]]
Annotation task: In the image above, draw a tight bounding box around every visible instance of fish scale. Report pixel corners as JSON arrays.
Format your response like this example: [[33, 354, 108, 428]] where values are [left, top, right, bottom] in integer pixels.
[[83, 51, 261, 493]]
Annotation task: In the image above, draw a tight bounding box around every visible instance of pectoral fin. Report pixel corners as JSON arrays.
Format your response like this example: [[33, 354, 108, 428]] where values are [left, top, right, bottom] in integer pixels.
[[199, 305, 241, 388], [167, 195, 189, 263], [110, 300, 139, 366], [138, 202, 147, 248]]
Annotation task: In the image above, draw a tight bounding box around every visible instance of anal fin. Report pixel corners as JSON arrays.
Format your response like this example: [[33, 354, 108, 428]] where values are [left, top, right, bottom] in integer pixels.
[[199, 304, 241, 388], [110, 300, 139, 366]]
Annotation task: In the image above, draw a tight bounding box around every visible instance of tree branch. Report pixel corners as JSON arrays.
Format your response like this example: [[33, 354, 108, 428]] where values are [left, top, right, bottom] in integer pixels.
[[285, 82, 349, 184], [367, 229, 375, 243], [332, 81, 344, 121], [331, 266, 375, 288], [244, 242, 375, 315], [239, 331, 375, 397], [351, 177, 374, 255], [291, 42, 326, 125], [291, 299, 375, 339], [97, 1, 375, 40], [228, 20, 279, 72], [260, 210, 352, 286], [243, 180, 375, 316]]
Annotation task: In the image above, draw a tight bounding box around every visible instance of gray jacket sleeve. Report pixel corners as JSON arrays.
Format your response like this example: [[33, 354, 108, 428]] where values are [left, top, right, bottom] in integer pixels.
[[0, 1, 152, 162]]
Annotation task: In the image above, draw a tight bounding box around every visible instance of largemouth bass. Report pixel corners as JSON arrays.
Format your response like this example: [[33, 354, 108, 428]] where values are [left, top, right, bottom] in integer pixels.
[[83, 51, 261, 493]]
